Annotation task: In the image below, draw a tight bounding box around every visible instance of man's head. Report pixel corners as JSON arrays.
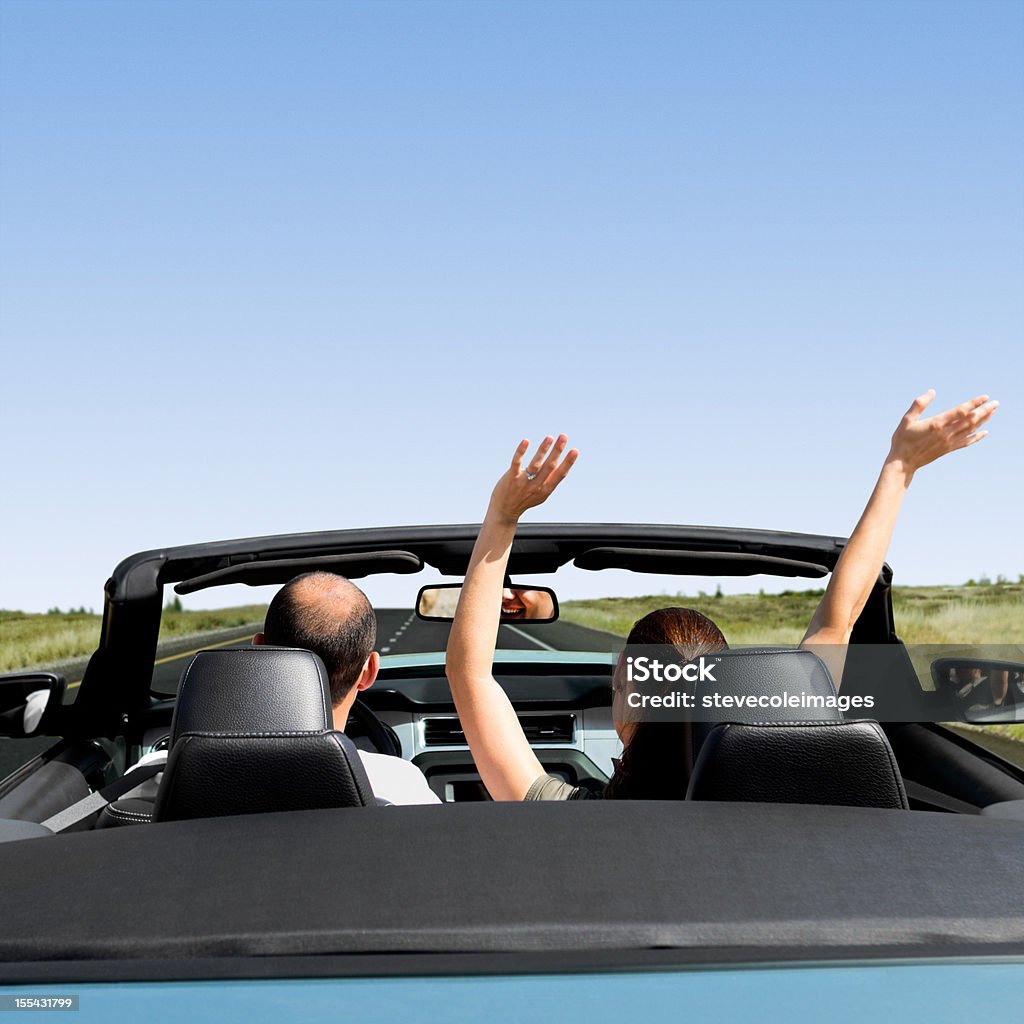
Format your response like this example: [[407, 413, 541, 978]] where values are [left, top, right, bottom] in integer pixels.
[[255, 573, 378, 714]]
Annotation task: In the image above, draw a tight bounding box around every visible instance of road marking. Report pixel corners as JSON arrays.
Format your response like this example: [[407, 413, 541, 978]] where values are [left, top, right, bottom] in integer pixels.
[[66, 631, 256, 690], [381, 646, 391, 653], [501, 624, 559, 652]]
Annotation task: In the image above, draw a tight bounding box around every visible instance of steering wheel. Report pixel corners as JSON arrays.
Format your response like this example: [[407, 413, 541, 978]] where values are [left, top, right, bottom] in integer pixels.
[[345, 698, 402, 758]]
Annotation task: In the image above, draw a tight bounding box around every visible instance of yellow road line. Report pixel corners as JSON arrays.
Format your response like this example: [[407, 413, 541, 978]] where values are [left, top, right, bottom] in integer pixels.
[[66, 632, 256, 690]]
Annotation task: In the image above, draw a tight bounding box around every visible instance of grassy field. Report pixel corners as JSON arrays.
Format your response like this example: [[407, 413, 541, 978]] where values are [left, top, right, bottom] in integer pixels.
[[0, 605, 268, 674], [561, 581, 1024, 646], [2, 584, 1019, 672], [561, 582, 1024, 747]]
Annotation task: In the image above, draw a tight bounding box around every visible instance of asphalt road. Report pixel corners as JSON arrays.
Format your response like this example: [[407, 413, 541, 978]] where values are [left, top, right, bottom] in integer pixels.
[[372, 608, 622, 657]]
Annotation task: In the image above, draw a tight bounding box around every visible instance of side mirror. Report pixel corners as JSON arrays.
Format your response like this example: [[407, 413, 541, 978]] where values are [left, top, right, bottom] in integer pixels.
[[416, 583, 559, 624], [931, 658, 1024, 724], [0, 672, 66, 737]]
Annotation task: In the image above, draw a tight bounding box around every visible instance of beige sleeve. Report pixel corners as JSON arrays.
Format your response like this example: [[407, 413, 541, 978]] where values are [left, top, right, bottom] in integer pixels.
[[524, 773, 578, 801]]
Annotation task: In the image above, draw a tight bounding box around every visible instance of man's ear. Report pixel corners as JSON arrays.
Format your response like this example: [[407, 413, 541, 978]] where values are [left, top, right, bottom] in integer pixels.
[[355, 651, 380, 692], [253, 633, 266, 646]]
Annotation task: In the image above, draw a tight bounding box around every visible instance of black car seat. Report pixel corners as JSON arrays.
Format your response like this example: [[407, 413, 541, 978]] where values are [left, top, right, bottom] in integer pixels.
[[97, 646, 376, 827], [685, 649, 908, 809]]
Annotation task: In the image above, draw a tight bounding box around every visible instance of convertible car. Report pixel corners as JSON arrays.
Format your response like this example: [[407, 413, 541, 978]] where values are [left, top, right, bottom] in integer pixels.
[[0, 524, 1022, 1021]]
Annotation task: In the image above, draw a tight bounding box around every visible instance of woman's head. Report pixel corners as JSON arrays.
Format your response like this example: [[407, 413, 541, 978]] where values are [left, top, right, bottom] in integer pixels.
[[625, 606, 728, 653], [612, 607, 728, 725], [606, 607, 728, 800]]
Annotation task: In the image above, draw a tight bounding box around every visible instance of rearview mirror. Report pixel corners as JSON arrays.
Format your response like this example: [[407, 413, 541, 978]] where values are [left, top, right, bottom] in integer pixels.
[[416, 584, 559, 624], [931, 658, 1024, 724], [0, 672, 66, 737]]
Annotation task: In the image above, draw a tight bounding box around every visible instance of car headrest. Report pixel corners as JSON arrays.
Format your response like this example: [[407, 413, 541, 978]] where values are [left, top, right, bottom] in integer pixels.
[[684, 649, 907, 810], [169, 647, 334, 742], [686, 721, 909, 809], [696, 648, 842, 722], [154, 647, 375, 822], [691, 648, 842, 756]]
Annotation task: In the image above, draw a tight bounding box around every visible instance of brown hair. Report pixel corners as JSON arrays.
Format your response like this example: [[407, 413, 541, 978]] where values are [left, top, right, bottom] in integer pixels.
[[604, 607, 728, 800]]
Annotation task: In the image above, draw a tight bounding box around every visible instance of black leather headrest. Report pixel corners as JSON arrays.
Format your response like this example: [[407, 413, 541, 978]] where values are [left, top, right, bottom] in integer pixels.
[[170, 647, 333, 742], [695, 648, 843, 724], [154, 647, 375, 822], [684, 649, 906, 809], [691, 648, 842, 757], [687, 721, 909, 809]]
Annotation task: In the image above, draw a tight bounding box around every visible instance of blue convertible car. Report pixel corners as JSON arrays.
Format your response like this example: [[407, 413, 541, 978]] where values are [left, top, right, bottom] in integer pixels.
[[0, 524, 1021, 1021]]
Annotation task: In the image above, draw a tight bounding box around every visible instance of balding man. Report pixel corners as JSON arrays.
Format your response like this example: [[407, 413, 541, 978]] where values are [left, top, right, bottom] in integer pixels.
[[254, 572, 439, 805]]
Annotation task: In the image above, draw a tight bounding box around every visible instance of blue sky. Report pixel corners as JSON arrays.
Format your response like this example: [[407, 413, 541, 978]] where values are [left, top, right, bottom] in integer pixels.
[[1, 0, 1021, 612]]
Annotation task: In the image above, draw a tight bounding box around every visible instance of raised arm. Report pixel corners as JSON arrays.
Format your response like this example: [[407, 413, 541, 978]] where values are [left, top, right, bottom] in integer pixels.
[[446, 435, 578, 801], [801, 390, 998, 684]]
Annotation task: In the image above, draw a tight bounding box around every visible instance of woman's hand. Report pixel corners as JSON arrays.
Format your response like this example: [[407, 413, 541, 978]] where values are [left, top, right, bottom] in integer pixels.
[[887, 390, 998, 481], [487, 435, 579, 526]]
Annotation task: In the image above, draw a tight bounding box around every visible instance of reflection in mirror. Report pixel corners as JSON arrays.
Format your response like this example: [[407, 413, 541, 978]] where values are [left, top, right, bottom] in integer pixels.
[[417, 584, 559, 623], [931, 658, 1024, 725], [500, 588, 556, 622], [0, 672, 65, 737], [22, 690, 50, 735]]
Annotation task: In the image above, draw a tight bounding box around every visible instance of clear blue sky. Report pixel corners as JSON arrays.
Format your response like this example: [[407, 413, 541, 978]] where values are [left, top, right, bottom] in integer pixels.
[[1, 0, 1021, 612]]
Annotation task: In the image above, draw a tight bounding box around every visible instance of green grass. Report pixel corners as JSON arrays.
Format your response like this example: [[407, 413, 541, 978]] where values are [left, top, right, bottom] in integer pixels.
[[561, 589, 825, 646], [0, 605, 268, 674], [990, 723, 1024, 744], [889, 584, 1024, 643], [561, 582, 1024, 646], [0, 610, 103, 674], [946, 724, 1024, 767], [157, 605, 268, 641]]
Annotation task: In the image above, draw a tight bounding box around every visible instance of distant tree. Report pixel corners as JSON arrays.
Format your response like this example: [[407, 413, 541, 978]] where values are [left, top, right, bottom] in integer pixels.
[[714, 584, 723, 599], [996, 574, 1008, 585], [166, 596, 184, 614]]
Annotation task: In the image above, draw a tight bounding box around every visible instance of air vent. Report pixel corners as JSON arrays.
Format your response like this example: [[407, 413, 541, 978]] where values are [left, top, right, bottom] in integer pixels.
[[519, 715, 575, 743], [423, 718, 467, 746], [422, 715, 575, 747]]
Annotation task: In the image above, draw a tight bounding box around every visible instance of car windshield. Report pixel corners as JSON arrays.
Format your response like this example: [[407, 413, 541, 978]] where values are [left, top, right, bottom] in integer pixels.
[[146, 566, 1024, 696], [147, 566, 827, 695]]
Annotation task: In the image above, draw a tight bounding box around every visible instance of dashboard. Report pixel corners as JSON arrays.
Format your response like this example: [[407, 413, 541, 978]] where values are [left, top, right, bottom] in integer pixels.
[[367, 663, 618, 801]]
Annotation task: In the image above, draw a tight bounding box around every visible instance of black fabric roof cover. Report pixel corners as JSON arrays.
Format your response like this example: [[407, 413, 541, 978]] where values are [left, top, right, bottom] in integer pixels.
[[1, 801, 1021, 967]]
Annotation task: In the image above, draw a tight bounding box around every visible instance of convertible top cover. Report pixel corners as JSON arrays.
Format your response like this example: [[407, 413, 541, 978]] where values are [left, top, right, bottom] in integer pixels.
[[1, 801, 1021, 980]]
